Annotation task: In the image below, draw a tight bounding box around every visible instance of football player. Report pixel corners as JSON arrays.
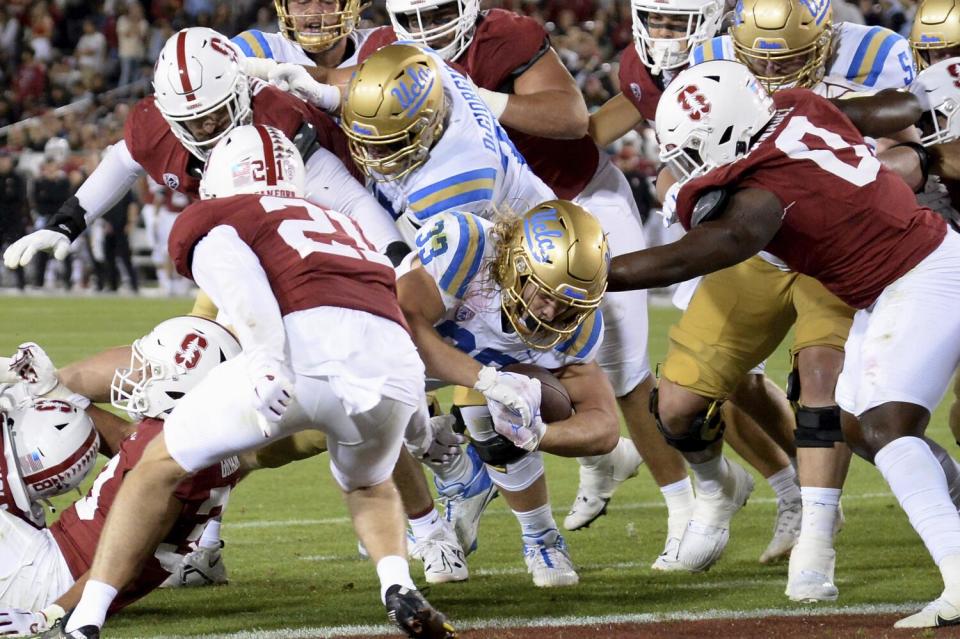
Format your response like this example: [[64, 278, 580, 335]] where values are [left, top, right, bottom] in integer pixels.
[[611, 59, 960, 630], [398, 200, 618, 587], [50, 125, 456, 639], [589, 0, 807, 571]]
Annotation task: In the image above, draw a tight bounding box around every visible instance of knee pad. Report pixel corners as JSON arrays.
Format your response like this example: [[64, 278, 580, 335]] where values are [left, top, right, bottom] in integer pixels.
[[485, 451, 545, 492], [650, 386, 726, 453], [451, 400, 528, 467], [794, 405, 844, 448]]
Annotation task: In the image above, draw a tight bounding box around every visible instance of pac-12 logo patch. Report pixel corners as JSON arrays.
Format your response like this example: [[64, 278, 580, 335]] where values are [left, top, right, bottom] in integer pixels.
[[630, 82, 642, 102], [455, 305, 475, 322], [163, 173, 180, 190]]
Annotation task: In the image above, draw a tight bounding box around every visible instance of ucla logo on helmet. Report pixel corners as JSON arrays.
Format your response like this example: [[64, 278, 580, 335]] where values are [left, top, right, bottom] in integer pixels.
[[391, 64, 435, 115], [523, 208, 563, 264]]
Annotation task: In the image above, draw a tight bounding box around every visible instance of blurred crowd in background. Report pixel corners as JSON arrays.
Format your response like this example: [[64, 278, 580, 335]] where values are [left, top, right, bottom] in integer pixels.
[[0, 0, 910, 293]]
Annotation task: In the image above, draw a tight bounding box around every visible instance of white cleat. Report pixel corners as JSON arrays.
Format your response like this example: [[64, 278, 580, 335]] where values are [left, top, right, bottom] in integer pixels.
[[895, 595, 960, 628], [759, 497, 802, 564], [160, 543, 228, 588], [651, 536, 687, 572], [785, 542, 838, 602], [677, 459, 754, 572], [410, 524, 469, 584], [438, 445, 498, 556], [523, 529, 579, 588], [564, 437, 644, 531]]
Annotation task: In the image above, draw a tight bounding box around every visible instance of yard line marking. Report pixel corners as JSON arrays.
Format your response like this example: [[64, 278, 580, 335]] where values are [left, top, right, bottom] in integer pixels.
[[154, 602, 927, 639]]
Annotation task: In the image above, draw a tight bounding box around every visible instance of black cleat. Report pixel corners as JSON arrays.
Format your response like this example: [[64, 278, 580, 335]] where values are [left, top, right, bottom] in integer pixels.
[[384, 585, 458, 638], [37, 616, 100, 639]]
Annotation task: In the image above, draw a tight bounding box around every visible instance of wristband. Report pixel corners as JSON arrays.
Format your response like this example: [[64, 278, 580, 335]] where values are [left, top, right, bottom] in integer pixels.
[[478, 88, 509, 119], [45, 196, 87, 241]]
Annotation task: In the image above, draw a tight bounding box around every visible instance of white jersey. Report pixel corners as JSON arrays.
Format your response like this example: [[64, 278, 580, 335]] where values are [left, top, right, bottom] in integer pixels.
[[373, 49, 554, 232], [691, 22, 915, 96], [231, 27, 372, 68], [411, 211, 603, 370]]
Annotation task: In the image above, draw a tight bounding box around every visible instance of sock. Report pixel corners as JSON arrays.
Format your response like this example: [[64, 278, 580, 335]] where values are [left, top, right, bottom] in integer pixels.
[[376, 555, 416, 604], [198, 517, 222, 549], [799, 486, 841, 544], [65, 580, 118, 631], [876, 437, 960, 565], [409, 507, 444, 542], [929, 442, 960, 509], [514, 503, 557, 541], [940, 554, 960, 596], [767, 465, 802, 503], [689, 456, 727, 496], [660, 477, 695, 539], [431, 451, 472, 496]]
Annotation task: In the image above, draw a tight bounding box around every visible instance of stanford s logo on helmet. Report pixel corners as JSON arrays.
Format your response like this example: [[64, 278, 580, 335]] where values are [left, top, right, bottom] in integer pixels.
[[677, 85, 712, 120], [174, 333, 209, 370], [199, 124, 307, 199]]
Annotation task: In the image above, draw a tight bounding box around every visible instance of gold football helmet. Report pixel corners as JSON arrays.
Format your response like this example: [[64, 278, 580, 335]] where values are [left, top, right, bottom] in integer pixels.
[[496, 200, 609, 350], [732, 0, 834, 91], [910, 0, 960, 69], [274, 0, 363, 53], [341, 44, 447, 181]]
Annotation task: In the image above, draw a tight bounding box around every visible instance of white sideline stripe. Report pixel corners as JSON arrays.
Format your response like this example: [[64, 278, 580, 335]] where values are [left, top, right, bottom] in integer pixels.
[[154, 602, 925, 639], [225, 491, 896, 531]]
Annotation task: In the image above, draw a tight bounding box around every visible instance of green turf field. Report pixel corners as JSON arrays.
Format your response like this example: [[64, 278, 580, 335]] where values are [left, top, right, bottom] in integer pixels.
[[1, 296, 955, 637]]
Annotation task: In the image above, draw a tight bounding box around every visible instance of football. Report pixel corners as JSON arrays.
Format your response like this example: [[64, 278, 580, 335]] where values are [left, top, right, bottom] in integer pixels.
[[503, 363, 573, 423]]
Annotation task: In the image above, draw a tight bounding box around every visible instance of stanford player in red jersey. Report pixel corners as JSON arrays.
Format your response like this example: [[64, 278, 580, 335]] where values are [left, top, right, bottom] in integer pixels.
[[610, 61, 960, 630], [57, 126, 455, 639], [4, 27, 406, 276]]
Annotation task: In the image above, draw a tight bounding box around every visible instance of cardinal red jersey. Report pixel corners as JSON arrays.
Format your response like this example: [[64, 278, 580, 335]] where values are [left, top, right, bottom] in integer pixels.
[[168, 194, 407, 328], [359, 10, 599, 199], [617, 44, 665, 123], [124, 79, 358, 199], [675, 89, 947, 309], [49, 419, 240, 613]]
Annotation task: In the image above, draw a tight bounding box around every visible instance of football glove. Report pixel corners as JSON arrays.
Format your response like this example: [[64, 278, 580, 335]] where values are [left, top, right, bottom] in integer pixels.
[[3, 230, 71, 269], [488, 400, 547, 452], [473, 366, 541, 429], [0, 604, 65, 636], [418, 414, 467, 465], [240, 56, 278, 80], [269, 63, 341, 112], [251, 370, 294, 437]]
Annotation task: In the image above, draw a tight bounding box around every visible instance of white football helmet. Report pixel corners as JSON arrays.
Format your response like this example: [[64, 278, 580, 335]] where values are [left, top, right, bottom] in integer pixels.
[[153, 28, 252, 161], [111, 316, 241, 420], [910, 56, 960, 146], [632, 0, 724, 72], [386, 0, 480, 61], [199, 124, 306, 199], [2, 388, 99, 502], [655, 60, 776, 185]]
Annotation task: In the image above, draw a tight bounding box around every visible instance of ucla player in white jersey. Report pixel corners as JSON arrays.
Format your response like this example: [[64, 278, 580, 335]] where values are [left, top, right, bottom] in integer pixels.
[[397, 200, 620, 587], [340, 43, 554, 242]]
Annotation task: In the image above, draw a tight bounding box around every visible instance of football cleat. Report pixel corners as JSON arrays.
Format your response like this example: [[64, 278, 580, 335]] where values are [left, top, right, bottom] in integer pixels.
[[651, 536, 686, 572], [384, 585, 458, 638], [785, 541, 838, 602], [437, 444, 498, 555], [759, 497, 802, 564], [522, 528, 579, 588], [894, 595, 960, 628], [160, 542, 228, 588], [677, 459, 754, 572], [564, 437, 644, 531], [409, 523, 469, 584], [37, 616, 100, 639]]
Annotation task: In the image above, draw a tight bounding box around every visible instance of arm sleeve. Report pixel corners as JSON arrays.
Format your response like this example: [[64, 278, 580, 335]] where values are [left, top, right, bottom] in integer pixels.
[[191, 225, 287, 374], [302, 146, 404, 251], [75, 141, 145, 225]]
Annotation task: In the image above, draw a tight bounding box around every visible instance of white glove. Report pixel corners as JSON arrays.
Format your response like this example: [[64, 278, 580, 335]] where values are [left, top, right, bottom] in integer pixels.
[[269, 63, 341, 112], [657, 181, 681, 228], [3, 230, 71, 268], [251, 370, 294, 437], [418, 414, 467, 464], [0, 604, 65, 636], [473, 366, 541, 428], [240, 56, 279, 80], [9, 343, 59, 396], [488, 399, 547, 452]]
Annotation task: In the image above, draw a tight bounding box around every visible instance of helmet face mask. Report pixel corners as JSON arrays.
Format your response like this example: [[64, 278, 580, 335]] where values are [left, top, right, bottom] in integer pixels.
[[497, 201, 609, 351], [341, 44, 448, 181], [910, 0, 960, 70], [631, 0, 724, 72], [154, 29, 253, 161], [731, 0, 833, 92], [110, 317, 242, 420], [386, 0, 480, 61], [274, 0, 362, 54], [909, 56, 960, 146]]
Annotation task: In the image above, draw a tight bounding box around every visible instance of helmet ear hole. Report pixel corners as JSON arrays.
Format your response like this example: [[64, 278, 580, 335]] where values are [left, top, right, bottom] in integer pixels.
[[718, 125, 733, 145], [165, 391, 186, 401]]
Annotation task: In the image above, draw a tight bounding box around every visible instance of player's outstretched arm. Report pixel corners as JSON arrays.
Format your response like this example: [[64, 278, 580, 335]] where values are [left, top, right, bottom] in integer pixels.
[[608, 187, 783, 291], [537, 361, 619, 457], [830, 89, 923, 139], [588, 93, 644, 148]]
